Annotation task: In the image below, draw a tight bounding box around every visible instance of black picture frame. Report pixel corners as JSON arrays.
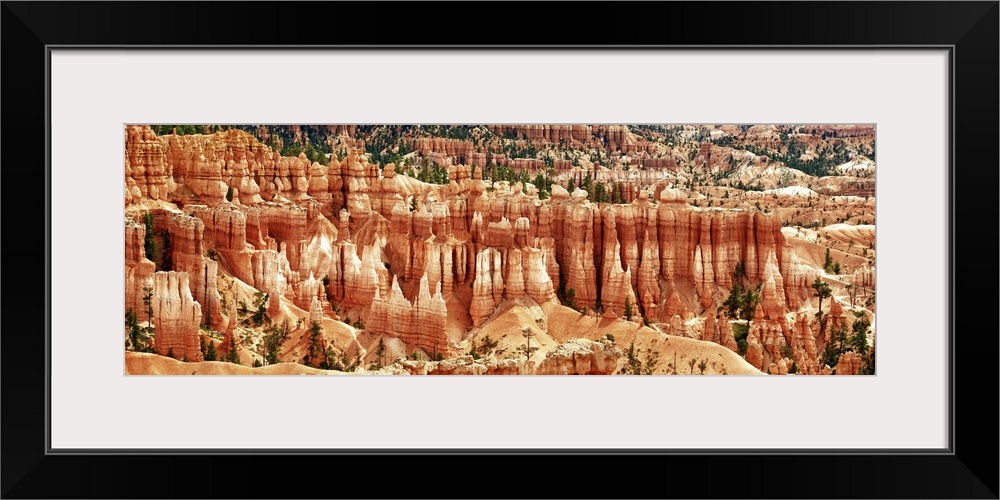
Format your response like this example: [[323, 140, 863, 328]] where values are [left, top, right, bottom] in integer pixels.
[[3, 2, 996, 498]]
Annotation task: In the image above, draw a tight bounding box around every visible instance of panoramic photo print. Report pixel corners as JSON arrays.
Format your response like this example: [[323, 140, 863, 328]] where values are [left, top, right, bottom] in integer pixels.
[[125, 124, 875, 375]]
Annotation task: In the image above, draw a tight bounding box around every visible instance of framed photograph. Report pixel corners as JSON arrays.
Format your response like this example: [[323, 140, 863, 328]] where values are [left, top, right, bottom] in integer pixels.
[[3, 2, 996, 498]]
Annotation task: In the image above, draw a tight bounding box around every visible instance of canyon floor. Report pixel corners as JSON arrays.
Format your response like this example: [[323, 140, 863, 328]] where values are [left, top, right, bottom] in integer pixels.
[[125, 124, 875, 375]]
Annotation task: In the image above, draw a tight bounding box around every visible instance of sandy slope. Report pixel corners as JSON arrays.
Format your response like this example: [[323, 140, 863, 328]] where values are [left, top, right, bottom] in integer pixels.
[[782, 225, 871, 272], [820, 224, 875, 246], [473, 298, 557, 364], [539, 301, 761, 375], [458, 299, 760, 375], [125, 352, 339, 375]]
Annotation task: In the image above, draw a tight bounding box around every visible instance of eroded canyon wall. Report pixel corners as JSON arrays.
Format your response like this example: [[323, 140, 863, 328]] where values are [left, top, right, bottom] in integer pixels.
[[126, 125, 818, 361]]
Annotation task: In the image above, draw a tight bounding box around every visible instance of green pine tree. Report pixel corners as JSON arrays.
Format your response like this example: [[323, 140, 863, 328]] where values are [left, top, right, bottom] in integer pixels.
[[205, 340, 217, 361], [143, 213, 159, 267], [850, 311, 870, 353]]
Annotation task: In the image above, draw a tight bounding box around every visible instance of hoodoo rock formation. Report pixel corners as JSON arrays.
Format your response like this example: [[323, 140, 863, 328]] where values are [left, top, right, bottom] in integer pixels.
[[125, 218, 155, 316], [151, 271, 203, 362], [126, 124, 875, 374], [368, 274, 449, 355]]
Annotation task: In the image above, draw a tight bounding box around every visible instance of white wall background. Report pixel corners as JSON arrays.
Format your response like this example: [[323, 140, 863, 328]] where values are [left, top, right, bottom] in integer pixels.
[[50, 50, 948, 450]]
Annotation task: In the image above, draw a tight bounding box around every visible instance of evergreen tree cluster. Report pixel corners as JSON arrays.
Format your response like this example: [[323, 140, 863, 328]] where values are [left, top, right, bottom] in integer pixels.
[[142, 212, 172, 271], [362, 125, 414, 167], [481, 162, 532, 185], [202, 336, 217, 361], [413, 158, 449, 185], [732, 322, 749, 356], [151, 125, 208, 136], [722, 262, 761, 321], [531, 172, 554, 199], [468, 334, 499, 360], [125, 307, 156, 353], [245, 292, 269, 327], [303, 321, 325, 368], [822, 311, 874, 374], [261, 321, 289, 366], [281, 142, 329, 165], [823, 248, 841, 274], [592, 183, 609, 203], [143, 213, 158, 266], [224, 336, 240, 364], [738, 135, 856, 177]]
